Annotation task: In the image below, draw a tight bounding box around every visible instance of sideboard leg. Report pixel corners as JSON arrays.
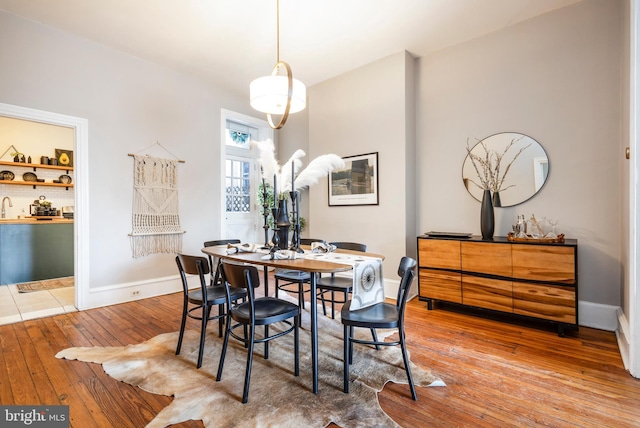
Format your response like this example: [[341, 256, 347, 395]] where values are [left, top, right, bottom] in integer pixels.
[[557, 324, 566, 337], [426, 299, 433, 310]]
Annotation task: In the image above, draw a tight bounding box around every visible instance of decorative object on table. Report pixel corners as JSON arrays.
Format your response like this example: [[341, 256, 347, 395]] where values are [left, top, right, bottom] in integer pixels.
[[55, 148, 73, 167], [56, 294, 443, 427], [254, 139, 344, 250], [463, 132, 549, 208], [480, 189, 494, 240], [129, 155, 185, 258], [276, 194, 291, 250], [249, 0, 306, 130], [0, 170, 15, 180], [328, 152, 379, 206], [508, 214, 564, 242], [507, 231, 565, 243]]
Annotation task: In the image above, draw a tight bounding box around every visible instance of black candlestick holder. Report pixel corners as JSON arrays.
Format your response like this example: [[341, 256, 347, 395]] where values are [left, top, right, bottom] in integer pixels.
[[289, 190, 303, 253], [261, 178, 271, 249]]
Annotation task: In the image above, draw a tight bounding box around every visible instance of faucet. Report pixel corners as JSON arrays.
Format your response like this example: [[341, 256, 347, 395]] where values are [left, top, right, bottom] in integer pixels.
[[1, 196, 12, 218]]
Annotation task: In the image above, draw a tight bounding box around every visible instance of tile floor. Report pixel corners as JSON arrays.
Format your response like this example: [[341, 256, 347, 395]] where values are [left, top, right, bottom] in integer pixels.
[[0, 283, 76, 326]]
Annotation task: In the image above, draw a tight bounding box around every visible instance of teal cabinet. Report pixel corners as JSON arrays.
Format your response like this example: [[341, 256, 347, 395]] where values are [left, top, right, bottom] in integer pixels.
[[0, 223, 73, 284]]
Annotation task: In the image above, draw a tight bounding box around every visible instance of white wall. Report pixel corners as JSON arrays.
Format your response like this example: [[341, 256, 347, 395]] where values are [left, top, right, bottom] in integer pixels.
[[0, 10, 254, 307], [307, 51, 416, 288], [417, 0, 624, 326]]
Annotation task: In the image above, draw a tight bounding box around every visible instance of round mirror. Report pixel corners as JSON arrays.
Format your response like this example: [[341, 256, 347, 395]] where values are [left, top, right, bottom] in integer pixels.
[[462, 132, 549, 207]]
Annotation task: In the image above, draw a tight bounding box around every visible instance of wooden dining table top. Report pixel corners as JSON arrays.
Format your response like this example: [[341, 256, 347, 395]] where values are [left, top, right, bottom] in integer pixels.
[[201, 245, 384, 273]]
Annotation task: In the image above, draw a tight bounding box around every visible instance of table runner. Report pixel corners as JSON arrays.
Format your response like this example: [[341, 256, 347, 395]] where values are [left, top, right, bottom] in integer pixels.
[[305, 253, 384, 310]]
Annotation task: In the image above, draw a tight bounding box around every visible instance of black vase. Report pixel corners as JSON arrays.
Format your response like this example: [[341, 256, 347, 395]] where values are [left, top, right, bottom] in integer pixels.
[[276, 198, 291, 250], [492, 191, 501, 208], [481, 189, 494, 240]]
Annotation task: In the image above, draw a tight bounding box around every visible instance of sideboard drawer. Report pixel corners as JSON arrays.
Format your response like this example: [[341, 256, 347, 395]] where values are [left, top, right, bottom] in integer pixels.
[[419, 269, 462, 303], [461, 242, 512, 277], [512, 244, 575, 284], [462, 275, 513, 312], [418, 239, 461, 270], [513, 282, 576, 323]]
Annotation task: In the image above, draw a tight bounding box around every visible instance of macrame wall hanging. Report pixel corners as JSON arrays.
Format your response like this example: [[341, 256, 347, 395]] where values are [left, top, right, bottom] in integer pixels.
[[129, 153, 185, 258]]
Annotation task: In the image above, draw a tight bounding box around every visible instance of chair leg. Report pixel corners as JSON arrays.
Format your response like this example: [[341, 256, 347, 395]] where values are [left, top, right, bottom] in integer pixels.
[[242, 325, 256, 404], [319, 290, 328, 316], [343, 323, 350, 393], [370, 328, 380, 350], [175, 300, 188, 355], [218, 303, 224, 337], [264, 325, 269, 359], [275, 278, 280, 298], [216, 314, 232, 381], [349, 326, 354, 365], [399, 328, 417, 401], [294, 316, 300, 376], [197, 304, 210, 369], [330, 291, 336, 319]]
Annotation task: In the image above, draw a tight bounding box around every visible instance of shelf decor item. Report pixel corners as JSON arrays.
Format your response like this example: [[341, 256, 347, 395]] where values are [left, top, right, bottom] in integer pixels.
[[55, 148, 73, 167]]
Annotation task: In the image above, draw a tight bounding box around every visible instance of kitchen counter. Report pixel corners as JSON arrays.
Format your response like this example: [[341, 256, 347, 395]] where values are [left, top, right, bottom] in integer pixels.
[[0, 217, 73, 224]]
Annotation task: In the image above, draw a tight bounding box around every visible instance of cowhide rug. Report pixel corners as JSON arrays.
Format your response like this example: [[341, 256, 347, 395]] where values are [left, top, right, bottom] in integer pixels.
[[56, 295, 444, 427]]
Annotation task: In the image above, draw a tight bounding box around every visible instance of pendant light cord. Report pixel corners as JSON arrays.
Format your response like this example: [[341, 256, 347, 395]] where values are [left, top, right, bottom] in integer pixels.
[[276, 0, 280, 63]]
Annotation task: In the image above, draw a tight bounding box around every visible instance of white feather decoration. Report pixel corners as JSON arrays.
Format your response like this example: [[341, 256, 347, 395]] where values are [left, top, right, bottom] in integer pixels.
[[294, 154, 345, 190], [280, 149, 306, 193], [254, 139, 279, 183]]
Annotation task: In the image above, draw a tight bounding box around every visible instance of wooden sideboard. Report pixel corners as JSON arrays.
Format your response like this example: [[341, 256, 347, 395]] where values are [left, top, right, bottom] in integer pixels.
[[417, 235, 578, 336]]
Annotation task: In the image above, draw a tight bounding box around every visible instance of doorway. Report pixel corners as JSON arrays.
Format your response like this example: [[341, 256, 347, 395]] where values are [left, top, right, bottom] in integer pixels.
[[0, 102, 89, 313], [220, 110, 273, 244]]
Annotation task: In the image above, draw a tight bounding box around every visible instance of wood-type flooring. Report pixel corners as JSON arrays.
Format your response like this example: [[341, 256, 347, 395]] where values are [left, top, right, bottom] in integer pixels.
[[0, 288, 638, 427]]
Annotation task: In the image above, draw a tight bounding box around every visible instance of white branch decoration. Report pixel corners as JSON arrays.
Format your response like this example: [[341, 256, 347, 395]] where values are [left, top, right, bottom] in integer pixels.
[[253, 140, 345, 197], [466, 136, 531, 193]]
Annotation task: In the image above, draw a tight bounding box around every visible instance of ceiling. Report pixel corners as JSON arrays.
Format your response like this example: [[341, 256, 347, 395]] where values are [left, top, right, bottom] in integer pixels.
[[0, 0, 582, 96]]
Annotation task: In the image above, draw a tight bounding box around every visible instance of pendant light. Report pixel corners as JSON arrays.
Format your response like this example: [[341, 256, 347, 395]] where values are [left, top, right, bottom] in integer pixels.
[[250, 0, 306, 129]]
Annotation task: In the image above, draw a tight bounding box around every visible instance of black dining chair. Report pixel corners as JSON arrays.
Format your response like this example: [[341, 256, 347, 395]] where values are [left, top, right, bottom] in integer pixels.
[[203, 239, 241, 285], [217, 261, 300, 404], [341, 256, 418, 400], [274, 238, 325, 309], [175, 254, 247, 369], [316, 241, 367, 318]]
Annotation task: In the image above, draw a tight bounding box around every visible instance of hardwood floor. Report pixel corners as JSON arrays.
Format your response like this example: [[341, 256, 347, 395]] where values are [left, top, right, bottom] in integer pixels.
[[1, 291, 639, 427]]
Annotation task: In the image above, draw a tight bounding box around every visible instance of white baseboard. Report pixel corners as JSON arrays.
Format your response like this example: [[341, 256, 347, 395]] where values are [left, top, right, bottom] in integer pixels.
[[578, 300, 619, 331], [79, 275, 182, 310], [616, 308, 631, 370]]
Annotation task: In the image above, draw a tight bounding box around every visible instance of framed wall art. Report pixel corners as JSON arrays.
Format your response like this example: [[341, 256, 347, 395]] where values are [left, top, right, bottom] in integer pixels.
[[55, 148, 73, 167], [328, 152, 379, 206]]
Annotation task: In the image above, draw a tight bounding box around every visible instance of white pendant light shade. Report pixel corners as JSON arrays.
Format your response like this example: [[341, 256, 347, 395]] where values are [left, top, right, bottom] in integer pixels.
[[250, 75, 306, 115]]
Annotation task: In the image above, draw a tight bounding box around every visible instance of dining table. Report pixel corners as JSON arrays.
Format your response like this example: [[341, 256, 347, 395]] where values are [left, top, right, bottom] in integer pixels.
[[201, 244, 383, 394]]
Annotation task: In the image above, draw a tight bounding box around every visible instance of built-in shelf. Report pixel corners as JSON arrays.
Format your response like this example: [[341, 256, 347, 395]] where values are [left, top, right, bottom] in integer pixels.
[[0, 160, 74, 173], [0, 160, 74, 189], [0, 180, 73, 189]]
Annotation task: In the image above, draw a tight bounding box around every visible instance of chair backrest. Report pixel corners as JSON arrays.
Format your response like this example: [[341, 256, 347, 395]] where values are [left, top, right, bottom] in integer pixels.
[[330, 242, 367, 252], [175, 254, 209, 296], [396, 256, 417, 316], [300, 238, 325, 246], [204, 239, 241, 284], [220, 261, 261, 307]]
